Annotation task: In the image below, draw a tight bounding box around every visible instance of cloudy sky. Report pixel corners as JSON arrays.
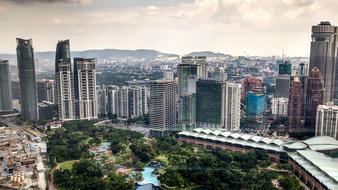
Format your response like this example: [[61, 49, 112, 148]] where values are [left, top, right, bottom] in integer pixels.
[[0, 0, 337, 56]]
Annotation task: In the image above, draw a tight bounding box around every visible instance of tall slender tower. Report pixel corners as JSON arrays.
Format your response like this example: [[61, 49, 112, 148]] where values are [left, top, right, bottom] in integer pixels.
[[224, 82, 241, 131], [0, 60, 13, 112], [16, 38, 39, 120], [309, 21, 338, 102], [288, 77, 303, 130], [305, 67, 325, 129], [74, 58, 97, 120], [55, 40, 75, 120]]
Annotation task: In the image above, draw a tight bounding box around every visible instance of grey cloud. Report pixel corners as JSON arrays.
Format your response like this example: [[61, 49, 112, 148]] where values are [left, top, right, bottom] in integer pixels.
[[0, 0, 86, 5]]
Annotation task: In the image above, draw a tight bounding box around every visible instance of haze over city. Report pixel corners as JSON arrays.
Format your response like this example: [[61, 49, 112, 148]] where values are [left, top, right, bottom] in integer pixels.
[[0, 0, 337, 56]]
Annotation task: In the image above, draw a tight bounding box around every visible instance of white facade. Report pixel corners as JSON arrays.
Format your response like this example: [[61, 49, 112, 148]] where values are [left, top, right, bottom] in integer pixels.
[[118, 86, 129, 119], [316, 104, 338, 140], [74, 58, 97, 120], [224, 83, 241, 131], [56, 63, 75, 121], [271, 98, 289, 117], [107, 85, 119, 115], [163, 71, 174, 80], [96, 85, 107, 116]]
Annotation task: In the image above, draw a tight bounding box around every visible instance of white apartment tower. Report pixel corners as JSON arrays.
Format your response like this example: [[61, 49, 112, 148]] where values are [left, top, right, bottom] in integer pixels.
[[74, 58, 97, 120], [316, 104, 338, 140], [55, 40, 75, 121], [271, 98, 289, 117], [224, 83, 241, 131]]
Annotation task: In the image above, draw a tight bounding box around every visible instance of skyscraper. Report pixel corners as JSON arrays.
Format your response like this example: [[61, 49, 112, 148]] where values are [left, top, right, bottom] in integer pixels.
[[128, 86, 143, 118], [181, 56, 208, 78], [37, 80, 55, 103], [196, 79, 224, 128], [224, 82, 241, 131], [305, 67, 325, 129], [210, 67, 226, 81], [246, 91, 266, 123], [316, 103, 338, 140], [117, 86, 129, 119], [288, 77, 303, 130], [309, 21, 338, 102], [96, 85, 107, 116], [149, 80, 176, 137], [55, 40, 75, 120], [74, 58, 97, 120], [107, 85, 119, 116], [0, 60, 13, 112], [177, 63, 198, 128], [16, 38, 39, 120], [275, 60, 291, 98]]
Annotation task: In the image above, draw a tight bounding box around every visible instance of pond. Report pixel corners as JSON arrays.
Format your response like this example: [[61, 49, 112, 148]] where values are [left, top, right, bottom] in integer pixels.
[[137, 167, 159, 187]]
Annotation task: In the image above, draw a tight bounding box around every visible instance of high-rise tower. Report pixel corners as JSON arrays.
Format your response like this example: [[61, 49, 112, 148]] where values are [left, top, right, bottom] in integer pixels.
[[305, 67, 325, 129], [309, 21, 338, 102], [55, 40, 75, 120], [288, 77, 303, 130], [16, 38, 39, 120], [149, 80, 176, 137], [0, 60, 13, 112], [74, 58, 97, 120]]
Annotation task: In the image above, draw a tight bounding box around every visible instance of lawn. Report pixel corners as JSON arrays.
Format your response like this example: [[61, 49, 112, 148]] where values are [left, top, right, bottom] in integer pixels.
[[59, 160, 77, 170]]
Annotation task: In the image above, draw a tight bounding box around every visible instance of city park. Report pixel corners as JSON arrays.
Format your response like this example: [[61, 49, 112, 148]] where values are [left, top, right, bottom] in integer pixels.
[[46, 120, 304, 190]]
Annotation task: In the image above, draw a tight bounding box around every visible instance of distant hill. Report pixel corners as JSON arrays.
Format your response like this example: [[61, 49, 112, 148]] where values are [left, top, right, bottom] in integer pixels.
[[187, 51, 232, 58], [0, 49, 179, 60]]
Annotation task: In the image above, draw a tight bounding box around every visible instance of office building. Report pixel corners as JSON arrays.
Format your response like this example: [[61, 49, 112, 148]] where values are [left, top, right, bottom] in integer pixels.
[[149, 80, 176, 137], [74, 58, 97, 120], [177, 63, 199, 128], [96, 85, 107, 116], [224, 83, 241, 131], [196, 79, 224, 128], [309, 21, 338, 102], [163, 71, 174, 80], [107, 85, 119, 116], [11, 80, 20, 100], [275, 60, 291, 98], [316, 104, 338, 140], [305, 67, 325, 129], [210, 67, 226, 81], [246, 91, 266, 122], [16, 38, 39, 120], [0, 60, 13, 112], [55, 40, 75, 120], [271, 98, 288, 117], [288, 77, 303, 130], [181, 56, 208, 78], [37, 80, 55, 103]]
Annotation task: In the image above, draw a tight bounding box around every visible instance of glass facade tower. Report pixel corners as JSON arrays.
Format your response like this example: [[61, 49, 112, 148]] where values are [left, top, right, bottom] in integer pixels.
[[16, 38, 39, 120]]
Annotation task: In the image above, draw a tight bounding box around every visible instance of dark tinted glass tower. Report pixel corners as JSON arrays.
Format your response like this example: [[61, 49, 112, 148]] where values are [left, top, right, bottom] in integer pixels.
[[55, 40, 75, 120], [309, 21, 338, 102], [16, 38, 39, 120], [288, 77, 303, 130], [305, 67, 324, 129], [0, 60, 13, 111]]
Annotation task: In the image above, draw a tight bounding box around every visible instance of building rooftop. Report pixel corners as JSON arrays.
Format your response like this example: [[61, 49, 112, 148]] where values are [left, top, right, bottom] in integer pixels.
[[289, 150, 338, 190]]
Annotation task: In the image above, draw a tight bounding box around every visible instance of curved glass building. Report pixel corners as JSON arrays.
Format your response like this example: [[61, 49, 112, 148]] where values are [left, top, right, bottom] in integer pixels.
[[16, 38, 39, 120], [0, 60, 13, 112]]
